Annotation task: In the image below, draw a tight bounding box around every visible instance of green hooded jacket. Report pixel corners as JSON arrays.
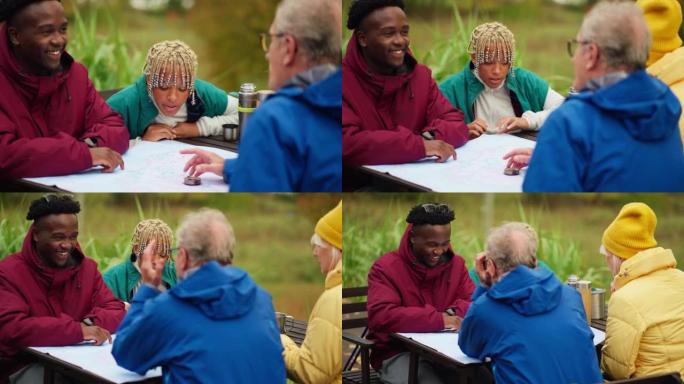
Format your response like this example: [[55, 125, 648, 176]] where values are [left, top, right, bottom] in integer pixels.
[[106, 75, 228, 138], [439, 63, 549, 123], [103, 255, 177, 302]]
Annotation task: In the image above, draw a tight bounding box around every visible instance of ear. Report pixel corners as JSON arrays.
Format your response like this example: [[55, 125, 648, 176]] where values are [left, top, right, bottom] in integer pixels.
[[281, 35, 298, 67], [586, 43, 601, 71], [357, 30, 368, 48], [8, 26, 20, 46]]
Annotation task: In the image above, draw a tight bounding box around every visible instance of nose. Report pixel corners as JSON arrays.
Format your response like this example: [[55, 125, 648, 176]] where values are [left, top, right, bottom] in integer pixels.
[[168, 87, 179, 103], [391, 32, 404, 47], [50, 31, 66, 47], [492, 63, 504, 75]]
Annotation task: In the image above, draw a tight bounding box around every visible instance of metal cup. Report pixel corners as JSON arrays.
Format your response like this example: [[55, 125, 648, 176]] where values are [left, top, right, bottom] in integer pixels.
[[223, 123, 238, 142], [591, 288, 607, 320]]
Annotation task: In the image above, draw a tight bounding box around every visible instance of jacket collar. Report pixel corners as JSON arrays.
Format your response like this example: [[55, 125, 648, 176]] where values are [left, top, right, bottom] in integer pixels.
[[325, 259, 342, 289], [612, 247, 677, 291]]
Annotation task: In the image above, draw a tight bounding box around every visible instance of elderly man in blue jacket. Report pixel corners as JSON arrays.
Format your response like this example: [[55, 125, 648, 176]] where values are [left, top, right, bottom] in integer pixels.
[[504, 1, 684, 192], [112, 209, 285, 384], [459, 222, 602, 384], [180, 0, 341, 192]]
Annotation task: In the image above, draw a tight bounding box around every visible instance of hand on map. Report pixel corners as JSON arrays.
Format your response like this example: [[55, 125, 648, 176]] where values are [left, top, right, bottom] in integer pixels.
[[81, 323, 112, 345], [140, 240, 164, 287], [143, 123, 176, 141], [89, 147, 124, 172], [496, 117, 529, 133], [502, 147, 533, 169], [423, 139, 456, 162], [467, 118, 487, 139], [181, 148, 225, 177], [442, 312, 463, 331]]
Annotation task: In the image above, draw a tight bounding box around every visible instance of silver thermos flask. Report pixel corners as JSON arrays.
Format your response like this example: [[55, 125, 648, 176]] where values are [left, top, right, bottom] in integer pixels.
[[238, 83, 258, 141]]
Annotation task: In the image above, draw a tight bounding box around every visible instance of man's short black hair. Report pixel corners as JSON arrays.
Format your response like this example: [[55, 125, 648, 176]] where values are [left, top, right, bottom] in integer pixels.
[[406, 203, 454, 226], [26, 194, 80, 221], [346, 0, 405, 30], [0, 0, 61, 24]]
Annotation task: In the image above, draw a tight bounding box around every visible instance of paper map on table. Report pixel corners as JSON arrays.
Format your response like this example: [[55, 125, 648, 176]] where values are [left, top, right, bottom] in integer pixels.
[[26, 140, 236, 192], [365, 134, 536, 192], [398, 327, 605, 365], [30, 335, 161, 383]]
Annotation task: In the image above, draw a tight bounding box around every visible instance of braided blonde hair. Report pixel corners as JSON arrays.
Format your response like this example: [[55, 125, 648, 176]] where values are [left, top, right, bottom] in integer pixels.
[[143, 40, 198, 105], [131, 219, 174, 259], [468, 22, 516, 70]]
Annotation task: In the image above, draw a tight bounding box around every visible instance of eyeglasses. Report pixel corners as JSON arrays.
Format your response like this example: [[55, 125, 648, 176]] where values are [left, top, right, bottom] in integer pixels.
[[566, 38, 591, 57], [259, 32, 287, 53], [421, 203, 449, 214]]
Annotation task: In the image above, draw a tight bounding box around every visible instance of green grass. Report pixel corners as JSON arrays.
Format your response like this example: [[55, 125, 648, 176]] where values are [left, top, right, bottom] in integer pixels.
[[342, 194, 684, 297], [67, 4, 145, 90], [0, 194, 341, 320]]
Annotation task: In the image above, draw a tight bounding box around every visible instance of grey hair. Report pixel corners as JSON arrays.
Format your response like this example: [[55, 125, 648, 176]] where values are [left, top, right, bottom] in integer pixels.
[[579, 0, 651, 71], [176, 208, 236, 266], [486, 222, 538, 273], [273, 0, 341, 64]]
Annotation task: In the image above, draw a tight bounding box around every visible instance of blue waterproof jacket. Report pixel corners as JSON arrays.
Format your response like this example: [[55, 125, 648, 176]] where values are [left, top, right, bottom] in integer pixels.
[[524, 70, 684, 191], [459, 266, 602, 384], [224, 68, 342, 192], [112, 261, 285, 384]]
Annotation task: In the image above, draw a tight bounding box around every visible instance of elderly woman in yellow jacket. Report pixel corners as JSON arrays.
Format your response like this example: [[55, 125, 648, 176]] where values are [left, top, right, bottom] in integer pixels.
[[600, 202, 684, 380], [281, 201, 342, 384]]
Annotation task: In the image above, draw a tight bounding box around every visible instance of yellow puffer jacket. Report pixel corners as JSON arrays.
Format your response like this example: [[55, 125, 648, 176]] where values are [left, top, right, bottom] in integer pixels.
[[281, 260, 342, 384], [648, 47, 684, 148], [601, 247, 684, 379]]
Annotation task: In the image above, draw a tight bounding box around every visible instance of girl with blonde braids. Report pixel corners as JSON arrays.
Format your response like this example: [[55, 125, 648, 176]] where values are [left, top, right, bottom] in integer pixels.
[[107, 40, 238, 141], [439, 22, 564, 138], [103, 219, 177, 306]]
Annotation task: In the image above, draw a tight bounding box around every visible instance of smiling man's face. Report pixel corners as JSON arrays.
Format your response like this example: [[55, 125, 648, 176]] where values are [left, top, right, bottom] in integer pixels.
[[8, 0, 68, 75], [357, 6, 409, 74], [33, 213, 78, 268]]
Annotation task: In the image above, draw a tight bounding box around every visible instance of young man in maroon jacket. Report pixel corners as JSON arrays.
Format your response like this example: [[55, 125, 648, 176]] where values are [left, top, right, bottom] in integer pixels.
[[0, 195, 125, 382], [367, 203, 475, 383], [0, 0, 128, 179], [342, 0, 469, 166]]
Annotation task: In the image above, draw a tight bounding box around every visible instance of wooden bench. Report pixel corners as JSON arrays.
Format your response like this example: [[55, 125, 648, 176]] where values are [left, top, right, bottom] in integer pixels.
[[342, 286, 380, 384], [282, 317, 308, 347], [609, 372, 682, 384]]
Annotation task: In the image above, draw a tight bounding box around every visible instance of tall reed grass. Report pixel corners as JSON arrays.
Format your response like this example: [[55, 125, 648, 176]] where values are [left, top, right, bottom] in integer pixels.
[[67, 5, 145, 91]]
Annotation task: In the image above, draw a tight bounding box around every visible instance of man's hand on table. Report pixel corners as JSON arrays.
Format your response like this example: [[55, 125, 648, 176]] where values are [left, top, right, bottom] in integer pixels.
[[502, 147, 534, 170], [80, 323, 112, 345], [442, 312, 463, 331], [181, 148, 225, 177], [89, 147, 124, 173], [423, 139, 456, 163]]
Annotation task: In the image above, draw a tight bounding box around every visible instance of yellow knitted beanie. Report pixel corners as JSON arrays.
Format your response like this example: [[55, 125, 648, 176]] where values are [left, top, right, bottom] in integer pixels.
[[315, 200, 342, 250], [602, 203, 658, 260], [637, 0, 683, 66]]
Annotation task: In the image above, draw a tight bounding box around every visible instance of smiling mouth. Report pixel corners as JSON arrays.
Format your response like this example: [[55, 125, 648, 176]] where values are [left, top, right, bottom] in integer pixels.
[[46, 49, 62, 59]]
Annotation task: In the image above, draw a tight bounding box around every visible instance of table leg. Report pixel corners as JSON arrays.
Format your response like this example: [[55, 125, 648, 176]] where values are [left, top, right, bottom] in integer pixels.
[[408, 352, 418, 384], [43, 366, 54, 384]]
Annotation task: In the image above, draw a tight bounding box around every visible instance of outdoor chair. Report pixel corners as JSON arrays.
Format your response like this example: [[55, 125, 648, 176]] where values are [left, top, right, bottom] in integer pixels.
[[609, 372, 683, 384], [342, 286, 380, 384]]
